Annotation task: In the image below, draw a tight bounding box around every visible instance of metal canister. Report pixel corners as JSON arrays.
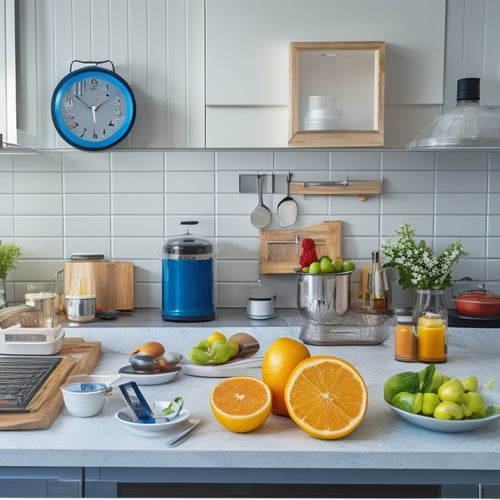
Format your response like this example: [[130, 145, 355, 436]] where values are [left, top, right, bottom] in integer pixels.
[[161, 222, 215, 322]]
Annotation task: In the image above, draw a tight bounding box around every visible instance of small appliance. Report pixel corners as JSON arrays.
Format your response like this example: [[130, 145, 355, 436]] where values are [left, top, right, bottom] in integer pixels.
[[161, 221, 215, 322], [246, 281, 276, 320]]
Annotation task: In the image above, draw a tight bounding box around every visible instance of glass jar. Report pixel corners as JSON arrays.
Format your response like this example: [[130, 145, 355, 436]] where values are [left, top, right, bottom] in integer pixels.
[[394, 314, 417, 362], [413, 289, 447, 363]]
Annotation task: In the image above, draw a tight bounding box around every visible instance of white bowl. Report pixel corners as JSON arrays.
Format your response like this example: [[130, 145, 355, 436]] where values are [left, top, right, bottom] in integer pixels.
[[115, 402, 190, 437], [387, 403, 500, 433], [61, 382, 108, 417]]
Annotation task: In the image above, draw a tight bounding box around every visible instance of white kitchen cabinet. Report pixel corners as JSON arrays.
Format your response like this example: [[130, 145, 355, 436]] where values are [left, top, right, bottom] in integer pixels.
[[205, 0, 446, 148], [0, 0, 17, 145], [15, 0, 205, 150]]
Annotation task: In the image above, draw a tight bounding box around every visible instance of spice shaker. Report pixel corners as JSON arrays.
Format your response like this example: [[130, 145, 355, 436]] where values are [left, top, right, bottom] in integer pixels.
[[394, 313, 417, 362], [369, 250, 391, 310]]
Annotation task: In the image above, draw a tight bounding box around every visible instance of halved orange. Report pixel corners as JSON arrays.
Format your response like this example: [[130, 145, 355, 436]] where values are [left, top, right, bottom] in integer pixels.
[[284, 356, 368, 439], [210, 376, 272, 433]]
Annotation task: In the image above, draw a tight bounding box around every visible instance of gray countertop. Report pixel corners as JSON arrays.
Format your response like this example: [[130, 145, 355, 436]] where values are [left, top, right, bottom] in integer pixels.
[[1, 308, 500, 473]]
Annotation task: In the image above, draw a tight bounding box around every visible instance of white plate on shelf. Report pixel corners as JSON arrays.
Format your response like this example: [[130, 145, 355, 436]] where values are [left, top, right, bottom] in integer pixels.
[[115, 403, 190, 437], [180, 356, 263, 378], [118, 365, 182, 385], [387, 403, 500, 433]]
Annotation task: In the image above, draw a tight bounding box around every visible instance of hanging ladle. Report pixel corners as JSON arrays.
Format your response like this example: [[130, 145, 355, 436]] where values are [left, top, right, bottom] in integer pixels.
[[277, 172, 298, 227], [250, 173, 272, 229]]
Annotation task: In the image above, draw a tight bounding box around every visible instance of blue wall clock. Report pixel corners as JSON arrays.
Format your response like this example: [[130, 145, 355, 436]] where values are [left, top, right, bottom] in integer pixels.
[[51, 60, 136, 151]]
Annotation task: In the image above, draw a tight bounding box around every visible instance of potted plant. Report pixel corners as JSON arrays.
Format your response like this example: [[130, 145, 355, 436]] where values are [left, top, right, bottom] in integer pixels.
[[0, 241, 22, 309]]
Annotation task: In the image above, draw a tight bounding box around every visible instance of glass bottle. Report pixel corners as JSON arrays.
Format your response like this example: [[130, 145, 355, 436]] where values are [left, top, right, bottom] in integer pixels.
[[413, 289, 447, 363], [369, 250, 390, 310], [394, 314, 417, 362]]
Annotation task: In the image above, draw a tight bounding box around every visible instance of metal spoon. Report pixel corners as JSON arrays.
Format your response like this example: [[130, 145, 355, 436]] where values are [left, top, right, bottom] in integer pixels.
[[277, 172, 298, 227], [166, 418, 201, 447], [250, 174, 272, 229], [128, 352, 154, 372]]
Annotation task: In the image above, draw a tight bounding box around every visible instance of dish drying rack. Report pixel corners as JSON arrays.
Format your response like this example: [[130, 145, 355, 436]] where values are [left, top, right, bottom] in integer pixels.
[[0, 305, 65, 355]]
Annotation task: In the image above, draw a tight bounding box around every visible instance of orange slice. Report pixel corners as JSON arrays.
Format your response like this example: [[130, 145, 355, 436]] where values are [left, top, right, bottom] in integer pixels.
[[210, 376, 272, 433], [284, 356, 368, 439]]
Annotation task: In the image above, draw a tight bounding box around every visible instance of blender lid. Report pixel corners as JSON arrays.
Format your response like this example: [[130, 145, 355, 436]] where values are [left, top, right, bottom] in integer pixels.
[[164, 236, 212, 255]]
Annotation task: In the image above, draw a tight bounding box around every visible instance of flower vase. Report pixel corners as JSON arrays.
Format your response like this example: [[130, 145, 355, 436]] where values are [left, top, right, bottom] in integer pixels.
[[0, 279, 6, 310], [412, 289, 447, 363]]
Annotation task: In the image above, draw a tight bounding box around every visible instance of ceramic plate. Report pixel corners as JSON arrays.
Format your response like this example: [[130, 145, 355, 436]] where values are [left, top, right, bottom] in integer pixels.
[[115, 403, 190, 437], [118, 365, 182, 385], [180, 356, 263, 378], [387, 403, 500, 433]]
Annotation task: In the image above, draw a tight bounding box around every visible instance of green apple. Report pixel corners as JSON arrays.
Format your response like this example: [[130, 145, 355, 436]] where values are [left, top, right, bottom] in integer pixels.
[[462, 376, 478, 392], [320, 258, 334, 273], [458, 391, 484, 416], [422, 392, 441, 415], [433, 401, 464, 420], [391, 391, 423, 414], [309, 261, 321, 274], [332, 257, 343, 273], [438, 378, 465, 403], [342, 260, 356, 272]]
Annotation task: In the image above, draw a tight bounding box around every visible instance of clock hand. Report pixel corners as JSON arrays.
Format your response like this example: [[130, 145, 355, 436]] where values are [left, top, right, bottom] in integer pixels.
[[91, 105, 97, 124], [94, 95, 115, 110], [73, 93, 92, 110]]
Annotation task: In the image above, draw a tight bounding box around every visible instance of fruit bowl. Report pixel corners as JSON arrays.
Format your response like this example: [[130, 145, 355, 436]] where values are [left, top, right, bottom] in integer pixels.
[[387, 403, 500, 433]]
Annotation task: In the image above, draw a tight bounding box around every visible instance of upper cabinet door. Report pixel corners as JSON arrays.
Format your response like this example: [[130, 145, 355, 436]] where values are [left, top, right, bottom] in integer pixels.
[[206, 0, 446, 148], [16, 0, 205, 150]]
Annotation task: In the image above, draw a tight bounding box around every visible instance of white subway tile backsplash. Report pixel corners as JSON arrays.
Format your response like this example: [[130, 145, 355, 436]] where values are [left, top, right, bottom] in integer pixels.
[[382, 194, 434, 214], [0, 195, 13, 215], [64, 194, 110, 215], [275, 151, 329, 171], [113, 172, 164, 193], [436, 151, 488, 170], [332, 151, 380, 170], [166, 151, 215, 171], [1, 148, 498, 308], [166, 171, 214, 193], [64, 172, 110, 193], [436, 215, 487, 236], [383, 170, 435, 193], [0, 172, 13, 193], [63, 152, 110, 171], [111, 151, 164, 171], [15, 216, 63, 237], [113, 193, 163, 215], [436, 193, 487, 214], [65, 238, 111, 259], [65, 216, 110, 237], [436, 170, 487, 193], [165, 193, 214, 215], [112, 215, 163, 237], [216, 151, 272, 171], [13, 194, 63, 215], [15, 172, 62, 193]]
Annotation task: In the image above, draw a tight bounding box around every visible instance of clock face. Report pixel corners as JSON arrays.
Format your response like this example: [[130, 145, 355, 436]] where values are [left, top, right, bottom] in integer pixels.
[[51, 67, 136, 151]]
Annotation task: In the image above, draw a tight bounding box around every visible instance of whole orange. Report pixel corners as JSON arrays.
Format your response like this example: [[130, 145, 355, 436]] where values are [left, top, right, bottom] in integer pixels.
[[262, 337, 311, 416]]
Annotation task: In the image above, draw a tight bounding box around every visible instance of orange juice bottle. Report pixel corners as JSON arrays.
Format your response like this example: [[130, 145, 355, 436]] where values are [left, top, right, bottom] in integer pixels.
[[417, 314, 447, 362]]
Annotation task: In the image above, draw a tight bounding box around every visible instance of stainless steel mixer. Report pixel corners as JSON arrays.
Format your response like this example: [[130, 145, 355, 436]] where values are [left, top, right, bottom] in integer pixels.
[[296, 270, 394, 345]]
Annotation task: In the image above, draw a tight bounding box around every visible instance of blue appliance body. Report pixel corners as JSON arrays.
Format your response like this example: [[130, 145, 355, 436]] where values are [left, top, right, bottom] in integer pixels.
[[161, 233, 215, 322]]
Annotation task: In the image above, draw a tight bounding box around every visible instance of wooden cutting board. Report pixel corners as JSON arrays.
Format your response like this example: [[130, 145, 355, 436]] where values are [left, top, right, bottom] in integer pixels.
[[259, 221, 342, 274], [0, 338, 102, 430]]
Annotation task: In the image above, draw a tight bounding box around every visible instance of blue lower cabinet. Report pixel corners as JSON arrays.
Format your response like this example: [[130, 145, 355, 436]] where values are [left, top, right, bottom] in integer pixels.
[[0, 468, 82, 497]]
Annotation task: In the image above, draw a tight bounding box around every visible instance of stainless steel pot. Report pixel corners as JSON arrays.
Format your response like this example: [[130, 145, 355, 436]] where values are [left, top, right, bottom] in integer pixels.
[[65, 295, 96, 322], [296, 270, 351, 325]]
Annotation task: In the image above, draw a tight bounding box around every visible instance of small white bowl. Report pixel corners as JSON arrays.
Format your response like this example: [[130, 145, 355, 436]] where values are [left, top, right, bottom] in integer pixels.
[[115, 401, 190, 437], [61, 382, 108, 417]]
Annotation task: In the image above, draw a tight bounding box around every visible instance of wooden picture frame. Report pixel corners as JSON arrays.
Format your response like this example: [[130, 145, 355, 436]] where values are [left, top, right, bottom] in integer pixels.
[[288, 41, 385, 148]]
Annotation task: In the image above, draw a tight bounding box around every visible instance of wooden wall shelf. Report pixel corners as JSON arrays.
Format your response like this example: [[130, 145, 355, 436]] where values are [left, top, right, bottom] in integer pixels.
[[289, 180, 380, 201]]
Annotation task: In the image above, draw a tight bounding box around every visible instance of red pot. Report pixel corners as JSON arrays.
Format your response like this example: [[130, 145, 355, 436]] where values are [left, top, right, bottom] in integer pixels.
[[454, 290, 500, 317]]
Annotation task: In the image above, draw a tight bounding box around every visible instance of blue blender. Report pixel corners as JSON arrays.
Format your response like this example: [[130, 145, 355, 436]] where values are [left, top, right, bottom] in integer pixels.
[[161, 221, 215, 322]]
